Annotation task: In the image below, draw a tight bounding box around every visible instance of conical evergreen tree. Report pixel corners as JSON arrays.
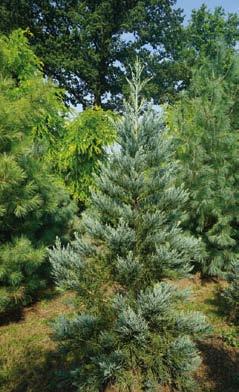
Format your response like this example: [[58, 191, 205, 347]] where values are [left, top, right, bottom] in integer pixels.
[[50, 63, 209, 391], [168, 45, 239, 276]]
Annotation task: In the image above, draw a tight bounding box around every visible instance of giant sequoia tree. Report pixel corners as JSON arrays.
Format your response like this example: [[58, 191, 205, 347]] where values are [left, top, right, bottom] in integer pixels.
[[0, 30, 77, 314], [49, 64, 209, 391], [168, 46, 239, 276], [0, 0, 184, 107]]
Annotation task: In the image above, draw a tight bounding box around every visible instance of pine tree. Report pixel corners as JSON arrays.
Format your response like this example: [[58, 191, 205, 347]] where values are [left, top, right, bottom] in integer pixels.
[[167, 46, 239, 276], [0, 30, 77, 315], [50, 63, 209, 392]]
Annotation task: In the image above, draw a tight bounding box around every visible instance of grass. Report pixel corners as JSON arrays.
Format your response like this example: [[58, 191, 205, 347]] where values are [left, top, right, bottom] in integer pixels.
[[0, 278, 238, 392], [174, 275, 239, 392], [0, 290, 75, 392]]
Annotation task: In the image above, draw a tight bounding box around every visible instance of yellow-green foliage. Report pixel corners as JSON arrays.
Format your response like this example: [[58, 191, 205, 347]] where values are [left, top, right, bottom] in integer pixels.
[[56, 106, 116, 206], [0, 30, 66, 148]]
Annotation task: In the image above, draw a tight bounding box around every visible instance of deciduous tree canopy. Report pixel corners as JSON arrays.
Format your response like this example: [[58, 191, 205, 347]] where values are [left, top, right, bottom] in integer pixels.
[[0, 0, 184, 107]]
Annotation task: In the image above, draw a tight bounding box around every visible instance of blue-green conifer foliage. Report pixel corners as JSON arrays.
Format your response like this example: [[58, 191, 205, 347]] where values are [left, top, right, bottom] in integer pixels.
[[50, 63, 210, 391]]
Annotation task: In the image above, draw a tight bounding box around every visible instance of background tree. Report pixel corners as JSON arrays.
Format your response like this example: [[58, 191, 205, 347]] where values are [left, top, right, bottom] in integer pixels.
[[167, 45, 239, 276], [0, 0, 184, 107], [186, 5, 239, 56], [177, 4, 239, 91], [49, 63, 209, 391], [54, 106, 116, 208], [0, 30, 77, 314], [1, 3, 238, 109]]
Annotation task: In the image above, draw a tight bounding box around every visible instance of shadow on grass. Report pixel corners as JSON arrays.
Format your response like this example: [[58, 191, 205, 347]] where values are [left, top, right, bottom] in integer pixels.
[[0, 346, 75, 392], [0, 307, 24, 326], [1, 335, 238, 392], [197, 337, 239, 392], [2, 340, 239, 392], [203, 284, 236, 325], [0, 287, 59, 327]]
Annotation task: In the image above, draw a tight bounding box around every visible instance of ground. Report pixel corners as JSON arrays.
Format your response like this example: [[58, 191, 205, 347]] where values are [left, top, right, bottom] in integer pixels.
[[0, 290, 75, 392], [0, 278, 238, 392], [174, 275, 239, 392]]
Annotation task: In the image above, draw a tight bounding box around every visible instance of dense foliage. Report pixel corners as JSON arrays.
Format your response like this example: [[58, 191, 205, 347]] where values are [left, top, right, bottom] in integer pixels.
[[0, 30, 77, 314], [0, 0, 184, 107], [178, 5, 239, 90], [168, 46, 239, 276], [0, 0, 182, 106], [49, 64, 210, 391], [186, 5, 239, 55], [0, 3, 238, 109], [54, 106, 116, 207]]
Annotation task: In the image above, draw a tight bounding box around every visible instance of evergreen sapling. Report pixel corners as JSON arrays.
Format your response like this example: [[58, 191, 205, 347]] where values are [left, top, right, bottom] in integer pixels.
[[50, 62, 210, 391]]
